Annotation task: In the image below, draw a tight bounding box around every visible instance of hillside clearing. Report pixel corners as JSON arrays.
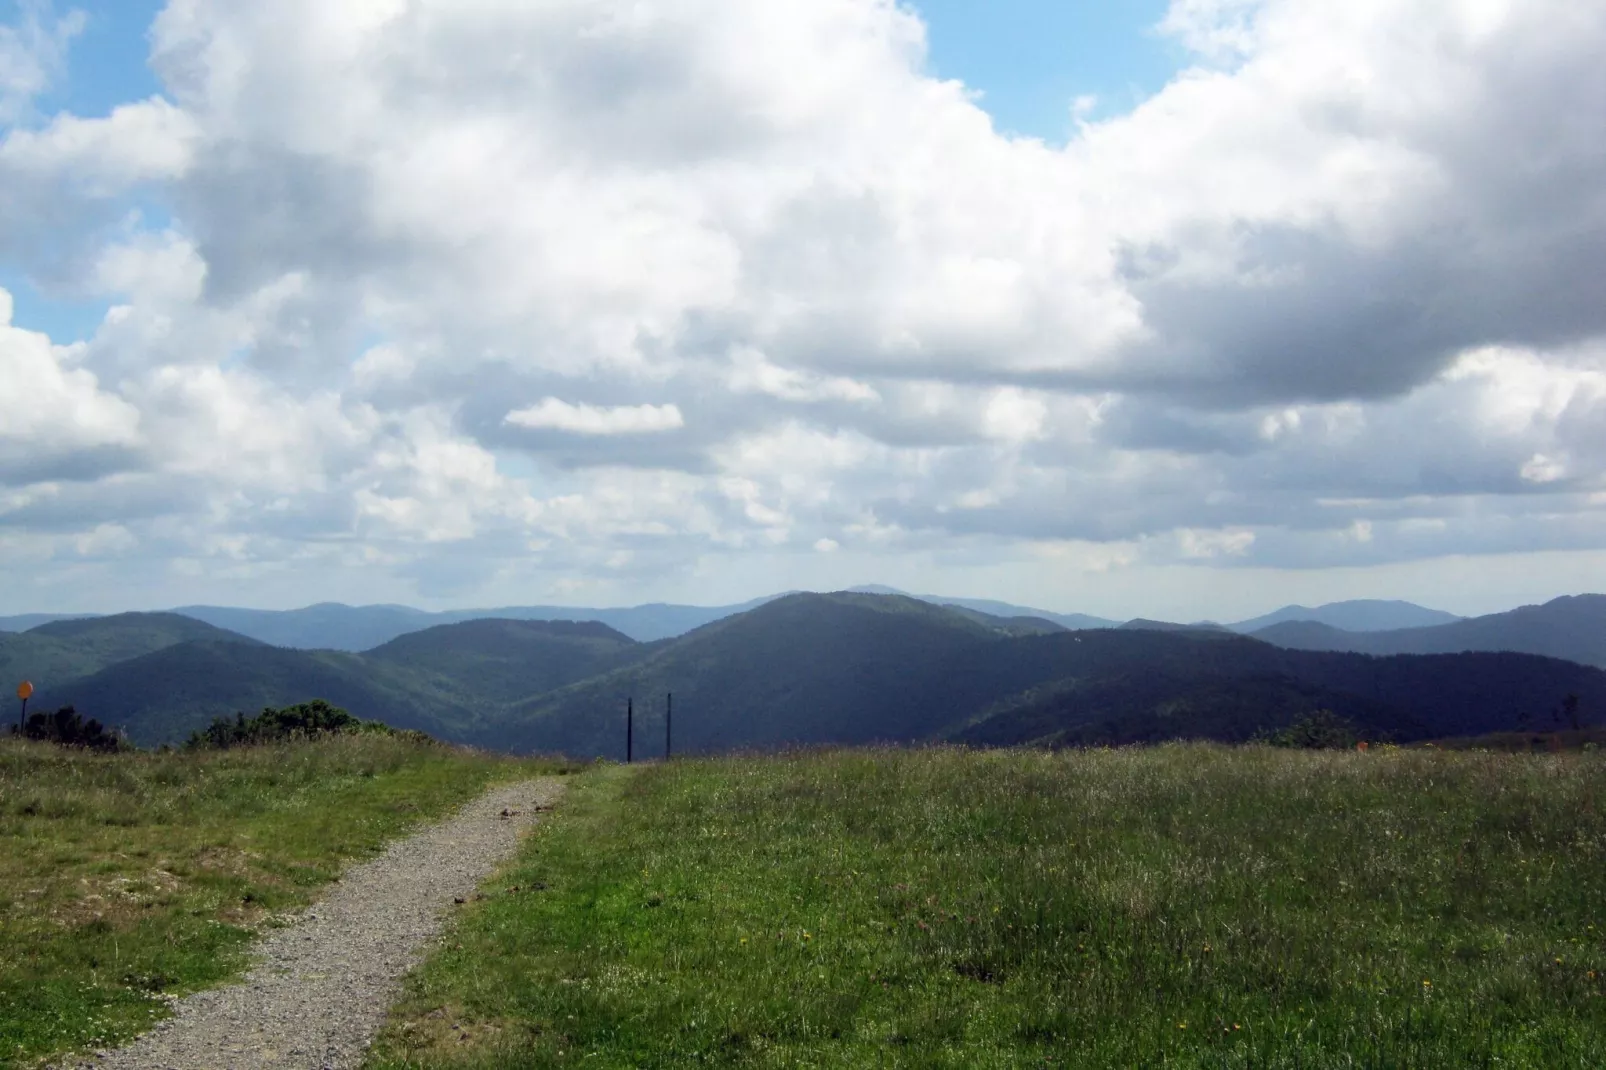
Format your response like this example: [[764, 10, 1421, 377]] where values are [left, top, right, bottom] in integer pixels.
[[370, 746, 1606, 1068]]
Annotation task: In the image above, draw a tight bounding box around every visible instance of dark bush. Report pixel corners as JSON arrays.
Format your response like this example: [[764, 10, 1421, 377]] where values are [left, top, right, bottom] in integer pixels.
[[185, 699, 400, 750], [13, 706, 127, 752]]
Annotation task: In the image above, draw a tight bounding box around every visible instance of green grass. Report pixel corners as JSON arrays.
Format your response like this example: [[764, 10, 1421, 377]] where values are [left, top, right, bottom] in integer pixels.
[[0, 734, 566, 1068], [369, 745, 1606, 1068]]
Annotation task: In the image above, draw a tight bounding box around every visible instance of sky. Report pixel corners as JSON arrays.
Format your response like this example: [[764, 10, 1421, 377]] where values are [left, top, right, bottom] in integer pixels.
[[1, 0, 1604, 622]]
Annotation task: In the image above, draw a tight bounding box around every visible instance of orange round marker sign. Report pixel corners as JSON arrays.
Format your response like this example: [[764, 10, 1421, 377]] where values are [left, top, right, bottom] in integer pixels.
[[16, 681, 32, 701]]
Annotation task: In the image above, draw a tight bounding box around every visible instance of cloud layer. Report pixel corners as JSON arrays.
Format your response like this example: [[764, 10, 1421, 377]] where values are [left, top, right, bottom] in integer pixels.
[[1, 0, 1604, 612]]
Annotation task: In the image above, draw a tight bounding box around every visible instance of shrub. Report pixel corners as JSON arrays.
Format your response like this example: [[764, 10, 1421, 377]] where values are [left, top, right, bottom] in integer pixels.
[[1266, 709, 1359, 749], [185, 699, 405, 750]]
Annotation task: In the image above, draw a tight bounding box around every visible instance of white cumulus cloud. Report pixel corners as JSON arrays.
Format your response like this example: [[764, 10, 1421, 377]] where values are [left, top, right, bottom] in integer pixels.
[[506, 399, 686, 436], [0, 0, 1603, 613]]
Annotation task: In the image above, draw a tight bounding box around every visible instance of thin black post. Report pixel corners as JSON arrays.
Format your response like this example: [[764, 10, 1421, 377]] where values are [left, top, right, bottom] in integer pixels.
[[626, 697, 633, 764], [666, 692, 672, 760], [16, 696, 26, 735]]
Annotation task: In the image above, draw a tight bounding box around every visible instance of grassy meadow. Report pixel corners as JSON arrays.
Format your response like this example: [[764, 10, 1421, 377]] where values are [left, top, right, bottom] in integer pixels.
[[0, 734, 562, 1067], [370, 745, 1606, 1069]]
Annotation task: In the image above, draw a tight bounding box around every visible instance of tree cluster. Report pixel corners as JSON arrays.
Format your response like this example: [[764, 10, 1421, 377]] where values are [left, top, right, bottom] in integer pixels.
[[12, 706, 127, 752]]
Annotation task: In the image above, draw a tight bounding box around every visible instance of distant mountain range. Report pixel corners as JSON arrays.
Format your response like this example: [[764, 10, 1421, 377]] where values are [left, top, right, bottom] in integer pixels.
[[168, 598, 780, 648], [1, 601, 775, 647], [1119, 619, 1230, 633], [1229, 600, 1465, 633], [0, 613, 96, 632], [4, 592, 1601, 755], [0, 594, 1483, 648], [1246, 595, 1606, 669], [168, 591, 1096, 648]]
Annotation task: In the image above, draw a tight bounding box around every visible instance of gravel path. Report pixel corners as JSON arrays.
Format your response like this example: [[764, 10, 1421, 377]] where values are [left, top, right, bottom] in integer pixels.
[[67, 778, 564, 1070]]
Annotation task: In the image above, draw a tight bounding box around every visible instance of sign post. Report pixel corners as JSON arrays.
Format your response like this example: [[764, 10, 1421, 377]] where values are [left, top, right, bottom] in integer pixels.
[[666, 692, 672, 760], [16, 681, 33, 734], [626, 697, 633, 764]]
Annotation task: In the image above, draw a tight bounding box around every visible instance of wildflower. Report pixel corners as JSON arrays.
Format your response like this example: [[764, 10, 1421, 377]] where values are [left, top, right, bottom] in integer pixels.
[[1177, 1022, 1187, 1030]]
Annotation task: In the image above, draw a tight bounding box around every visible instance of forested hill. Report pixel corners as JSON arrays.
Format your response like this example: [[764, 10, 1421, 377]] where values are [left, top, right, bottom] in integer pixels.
[[492, 594, 1606, 759], [0, 613, 258, 701], [29, 612, 260, 665], [49, 641, 483, 746], [498, 592, 1021, 757], [951, 642, 1605, 749], [365, 618, 648, 704], [35, 615, 648, 746]]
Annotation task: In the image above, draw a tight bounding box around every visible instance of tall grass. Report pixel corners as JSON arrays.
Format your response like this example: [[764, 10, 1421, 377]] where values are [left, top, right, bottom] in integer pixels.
[[370, 745, 1606, 1068], [0, 734, 559, 1067]]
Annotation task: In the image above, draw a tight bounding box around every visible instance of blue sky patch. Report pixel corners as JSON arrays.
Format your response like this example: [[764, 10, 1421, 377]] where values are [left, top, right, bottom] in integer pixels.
[[912, 0, 1182, 140]]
